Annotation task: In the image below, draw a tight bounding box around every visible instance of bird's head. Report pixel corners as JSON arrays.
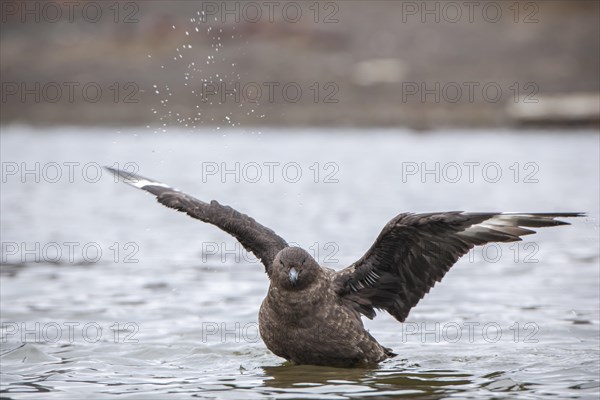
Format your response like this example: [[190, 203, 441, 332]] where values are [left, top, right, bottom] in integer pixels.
[[272, 247, 320, 291]]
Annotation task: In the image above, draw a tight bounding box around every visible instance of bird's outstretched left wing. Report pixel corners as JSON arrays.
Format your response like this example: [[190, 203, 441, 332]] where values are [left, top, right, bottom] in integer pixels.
[[334, 212, 582, 322], [106, 167, 288, 274]]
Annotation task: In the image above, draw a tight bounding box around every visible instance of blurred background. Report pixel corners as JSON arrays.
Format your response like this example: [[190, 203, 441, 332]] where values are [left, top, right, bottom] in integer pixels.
[[1, 0, 599, 129]]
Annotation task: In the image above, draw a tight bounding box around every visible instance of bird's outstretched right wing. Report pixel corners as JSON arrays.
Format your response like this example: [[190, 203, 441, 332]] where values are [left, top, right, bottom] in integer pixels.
[[334, 212, 583, 322], [106, 167, 288, 274]]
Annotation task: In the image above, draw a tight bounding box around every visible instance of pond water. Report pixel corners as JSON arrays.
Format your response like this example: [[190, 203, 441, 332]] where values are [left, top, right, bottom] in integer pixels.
[[1, 127, 599, 399]]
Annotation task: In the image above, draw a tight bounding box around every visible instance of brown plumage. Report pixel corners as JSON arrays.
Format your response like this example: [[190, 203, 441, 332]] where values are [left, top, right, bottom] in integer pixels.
[[106, 167, 583, 367]]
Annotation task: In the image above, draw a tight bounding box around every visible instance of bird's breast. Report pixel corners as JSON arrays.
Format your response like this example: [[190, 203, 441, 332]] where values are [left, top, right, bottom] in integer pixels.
[[262, 280, 339, 328]]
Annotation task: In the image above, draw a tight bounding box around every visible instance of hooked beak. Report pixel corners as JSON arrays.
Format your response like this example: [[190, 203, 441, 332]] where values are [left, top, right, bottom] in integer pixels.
[[289, 267, 299, 287]]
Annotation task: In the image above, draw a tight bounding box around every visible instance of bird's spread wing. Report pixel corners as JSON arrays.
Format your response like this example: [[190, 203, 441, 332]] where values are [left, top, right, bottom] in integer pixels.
[[106, 167, 288, 274], [334, 212, 583, 322]]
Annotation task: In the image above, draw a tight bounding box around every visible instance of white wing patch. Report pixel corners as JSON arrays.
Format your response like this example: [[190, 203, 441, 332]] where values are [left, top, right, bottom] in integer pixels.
[[124, 177, 172, 190], [461, 213, 570, 240], [105, 167, 178, 191]]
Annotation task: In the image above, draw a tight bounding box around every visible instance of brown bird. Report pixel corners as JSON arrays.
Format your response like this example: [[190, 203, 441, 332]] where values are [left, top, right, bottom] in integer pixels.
[[106, 167, 582, 367]]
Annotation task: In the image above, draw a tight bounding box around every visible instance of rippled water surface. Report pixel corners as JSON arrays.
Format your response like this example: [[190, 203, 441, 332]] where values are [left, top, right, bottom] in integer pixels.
[[1, 127, 599, 399]]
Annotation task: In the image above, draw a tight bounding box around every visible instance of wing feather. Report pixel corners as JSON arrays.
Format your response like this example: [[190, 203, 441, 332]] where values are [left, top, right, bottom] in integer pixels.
[[335, 211, 583, 322], [106, 167, 288, 274]]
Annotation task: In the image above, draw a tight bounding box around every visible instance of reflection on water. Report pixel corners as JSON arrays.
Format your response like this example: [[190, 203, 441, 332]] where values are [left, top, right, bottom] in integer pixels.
[[262, 364, 476, 398], [1, 127, 599, 399]]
